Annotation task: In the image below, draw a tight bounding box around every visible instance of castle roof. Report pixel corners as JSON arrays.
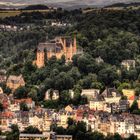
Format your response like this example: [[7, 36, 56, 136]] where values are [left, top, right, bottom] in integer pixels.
[[37, 42, 63, 52], [37, 36, 74, 52]]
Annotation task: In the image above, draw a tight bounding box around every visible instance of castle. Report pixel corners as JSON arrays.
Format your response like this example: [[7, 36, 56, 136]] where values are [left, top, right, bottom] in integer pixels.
[[36, 35, 78, 68]]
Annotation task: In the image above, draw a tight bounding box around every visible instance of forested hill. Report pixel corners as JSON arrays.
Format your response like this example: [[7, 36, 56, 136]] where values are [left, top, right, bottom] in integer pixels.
[[21, 5, 49, 10], [105, 2, 140, 8], [75, 9, 140, 65], [1, 8, 140, 108]]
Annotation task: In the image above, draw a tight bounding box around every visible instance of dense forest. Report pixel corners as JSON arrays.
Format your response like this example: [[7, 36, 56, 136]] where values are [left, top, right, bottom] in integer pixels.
[[0, 8, 140, 110]]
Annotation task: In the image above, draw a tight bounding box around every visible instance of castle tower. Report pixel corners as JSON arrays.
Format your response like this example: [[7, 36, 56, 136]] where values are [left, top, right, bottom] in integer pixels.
[[73, 34, 77, 54], [70, 42, 73, 61], [63, 38, 67, 57], [36, 50, 45, 68]]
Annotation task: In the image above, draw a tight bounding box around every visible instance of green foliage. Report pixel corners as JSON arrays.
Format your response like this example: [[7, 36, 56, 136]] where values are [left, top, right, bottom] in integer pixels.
[[6, 124, 19, 140], [20, 102, 29, 111], [127, 134, 137, 140], [0, 83, 11, 95], [0, 102, 3, 112], [23, 126, 41, 134], [13, 86, 28, 99], [98, 66, 119, 86], [130, 100, 140, 114], [23, 5, 49, 10], [42, 100, 59, 109]]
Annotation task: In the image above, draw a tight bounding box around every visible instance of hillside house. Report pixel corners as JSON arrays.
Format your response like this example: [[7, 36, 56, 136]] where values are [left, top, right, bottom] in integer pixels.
[[6, 75, 25, 91]]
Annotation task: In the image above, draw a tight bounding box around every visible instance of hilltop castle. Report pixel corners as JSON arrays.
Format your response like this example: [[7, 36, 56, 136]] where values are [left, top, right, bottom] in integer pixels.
[[35, 35, 78, 68]]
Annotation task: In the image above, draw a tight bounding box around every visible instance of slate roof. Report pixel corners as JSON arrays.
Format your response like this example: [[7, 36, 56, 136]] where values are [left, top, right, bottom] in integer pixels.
[[101, 88, 121, 98]]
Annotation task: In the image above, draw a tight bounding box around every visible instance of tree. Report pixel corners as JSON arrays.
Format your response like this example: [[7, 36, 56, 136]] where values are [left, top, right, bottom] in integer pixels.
[[128, 134, 137, 140], [55, 127, 66, 135], [23, 126, 41, 134], [20, 102, 29, 111], [67, 118, 75, 127], [76, 121, 86, 133], [6, 124, 19, 140], [135, 87, 140, 96], [98, 66, 119, 86], [85, 131, 105, 140], [130, 100, 139, 113], [13, 86, 28, 99], [0, 83, 11, 95], [59, 90, 71, 106], [77, 55, 91, 74], [28, 88, 38, 101], [54, 72, 74, 91], [42, 100, 58, 109], [75, 131, 85, 140], [121, 95, 127, 100], [113, 133, 122, 140], [0, 102, 3, 112]]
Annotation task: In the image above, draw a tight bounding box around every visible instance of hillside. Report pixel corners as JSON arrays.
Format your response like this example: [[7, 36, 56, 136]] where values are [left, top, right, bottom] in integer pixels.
[[0, 0, 140, 9], [0, 5, 140, 119]]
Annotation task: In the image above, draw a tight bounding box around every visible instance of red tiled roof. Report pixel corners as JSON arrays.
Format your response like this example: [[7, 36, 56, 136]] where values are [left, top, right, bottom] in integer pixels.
[[129, 95, 135, 100], [15, 98, 33, 104], [0, 111, 14, 118]]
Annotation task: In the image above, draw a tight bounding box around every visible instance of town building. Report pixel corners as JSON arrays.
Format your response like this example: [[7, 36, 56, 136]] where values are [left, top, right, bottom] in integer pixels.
[[122, 89, 135, 100], [101, 88, 122, 104], [95, 56, 104, 64], [14, 98, 35, 109], [81, 89, 100, 101], [121, 60, 135, 71], [19, 133, 72, 140], [0, 75, 6, 83], [6, 75, 25, 91], [0, 93, 9, 109], [45, 89, 59, 100], [89, 93, 105, 111]]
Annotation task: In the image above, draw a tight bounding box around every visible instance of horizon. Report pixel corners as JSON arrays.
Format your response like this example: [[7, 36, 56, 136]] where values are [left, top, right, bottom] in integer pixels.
[[0, 0, 140, 9]]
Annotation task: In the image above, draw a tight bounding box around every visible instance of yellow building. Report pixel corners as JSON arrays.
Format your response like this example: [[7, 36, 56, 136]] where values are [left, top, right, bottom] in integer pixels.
[[89, 92, 105, 111], [65, 105, 73, 112], [89, 100, 105, 111], [122, 89, 135, 100], [98, 122, 112, 136], [6, 75, 25, 91], [58, 114, 68, 128]]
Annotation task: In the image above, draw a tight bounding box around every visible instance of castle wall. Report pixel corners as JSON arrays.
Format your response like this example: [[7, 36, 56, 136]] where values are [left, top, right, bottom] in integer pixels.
[[36, 52, 44, 68], [36, 36, 77, 68]]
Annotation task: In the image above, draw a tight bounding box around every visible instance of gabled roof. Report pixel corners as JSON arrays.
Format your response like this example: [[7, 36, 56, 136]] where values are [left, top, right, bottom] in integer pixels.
[[92, 93, 105, 102], [101, 88, 121, 98], [7, 75, 25, 84]]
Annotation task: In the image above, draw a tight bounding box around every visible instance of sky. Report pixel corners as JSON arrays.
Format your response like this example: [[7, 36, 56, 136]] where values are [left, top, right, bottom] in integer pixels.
[[0, 0, 139, 8]]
